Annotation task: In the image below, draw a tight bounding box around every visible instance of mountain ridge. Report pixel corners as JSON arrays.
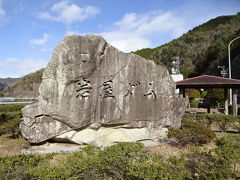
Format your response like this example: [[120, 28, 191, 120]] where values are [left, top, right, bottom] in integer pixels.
[[1, 69, 43, 97], [0, 78, 19, 91], [133, 13, 240, 79]]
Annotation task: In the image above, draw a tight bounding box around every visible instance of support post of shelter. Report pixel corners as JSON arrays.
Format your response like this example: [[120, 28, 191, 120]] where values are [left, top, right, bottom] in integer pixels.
[[232, 88, 238, 116], [179, 88, 185, 98], [224, 88, 228, 115]]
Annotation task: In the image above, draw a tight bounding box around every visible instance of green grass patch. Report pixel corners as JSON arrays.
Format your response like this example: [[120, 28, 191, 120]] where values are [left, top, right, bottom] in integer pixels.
[[0, 104, 26, 137], [0, 104, 25, 112]]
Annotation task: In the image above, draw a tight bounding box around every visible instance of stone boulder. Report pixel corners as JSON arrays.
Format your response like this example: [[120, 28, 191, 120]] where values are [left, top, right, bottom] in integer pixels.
[[20, 35, 187, 145]]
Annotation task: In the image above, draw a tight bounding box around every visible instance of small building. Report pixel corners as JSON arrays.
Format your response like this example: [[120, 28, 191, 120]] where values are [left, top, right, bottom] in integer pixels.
[[176, 75, 240, 115]]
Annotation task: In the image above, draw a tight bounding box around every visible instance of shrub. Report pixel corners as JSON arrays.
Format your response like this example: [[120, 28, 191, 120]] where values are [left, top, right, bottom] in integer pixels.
[[184, 113, 214, 128], [184, 113, 240, 132], [187, 89, 201, 98], [190, 100, 198, 108], [128, 155, 191, 180], [0, 154, 52, 179], [1, 138, 239, 180], [96, 142, 145, 179], [29, 143, 191, 179], [0, 119, 21, 137], [0, 104, 25, 112], [196, 151, 233, 179], [215, 135, 240, 172], [231, 117, 240, 132], [0, 113, 7, 124], [0, 104, 25, 137], [168, 119, 216, 146], [0, 112, 21, 124], [197, 134, 240, 179], [0, 112, 22, 138], [213, 114, 236, 132]]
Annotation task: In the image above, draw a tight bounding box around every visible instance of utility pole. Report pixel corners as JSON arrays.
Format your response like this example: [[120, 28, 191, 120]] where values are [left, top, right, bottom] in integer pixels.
[[228, 36, 240, 105]]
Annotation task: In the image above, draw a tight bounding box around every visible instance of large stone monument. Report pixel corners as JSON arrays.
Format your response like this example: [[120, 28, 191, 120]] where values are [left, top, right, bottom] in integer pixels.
[[20, 35, 187, 146]]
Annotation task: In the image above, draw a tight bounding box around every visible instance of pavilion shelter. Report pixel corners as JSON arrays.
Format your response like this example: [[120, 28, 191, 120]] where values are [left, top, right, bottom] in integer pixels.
[[176, 75, 240, 115]]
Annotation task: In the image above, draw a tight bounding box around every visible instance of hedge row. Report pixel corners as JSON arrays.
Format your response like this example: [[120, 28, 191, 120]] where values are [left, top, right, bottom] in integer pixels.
[[0, 135, 239, 180], [183, 113, 240, 132], [0, 112, 21, 124], [168, 119, 216, 146], [0, 104, 25, 112], [0, 104, 25, 137]]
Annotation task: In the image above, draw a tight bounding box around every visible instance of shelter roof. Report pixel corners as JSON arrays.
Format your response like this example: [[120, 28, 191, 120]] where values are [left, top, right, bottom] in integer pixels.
[[176, 75, 240, 89]]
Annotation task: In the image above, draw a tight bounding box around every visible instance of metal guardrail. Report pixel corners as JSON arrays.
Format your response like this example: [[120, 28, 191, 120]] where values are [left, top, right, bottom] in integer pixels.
[[0, 97, 36, 100], [0, 97, 37, 104], [0, 102, 34, 104]]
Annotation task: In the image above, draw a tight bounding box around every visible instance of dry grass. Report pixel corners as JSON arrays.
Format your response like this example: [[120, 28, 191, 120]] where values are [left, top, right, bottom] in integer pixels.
[[0, 132, 231, 158], [0, 137, 218, 159], [145, 141, 216, 160], [145, 144, 189, 159], [49, 153, 70, 166], [0, 134, 28, 157]]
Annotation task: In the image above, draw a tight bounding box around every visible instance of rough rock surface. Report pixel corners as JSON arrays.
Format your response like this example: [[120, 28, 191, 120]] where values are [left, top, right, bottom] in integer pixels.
[[20, 35, 187, 145], [53, 126, 168, 146]]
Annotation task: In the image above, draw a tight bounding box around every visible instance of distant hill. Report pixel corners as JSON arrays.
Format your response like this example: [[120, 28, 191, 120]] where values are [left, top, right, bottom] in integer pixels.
[[0, 77, 19, 85], [0, 77, 19, 91], [2, 69, 44, 98], [134, 13, 240, 79], [0, 83, 5, 91]]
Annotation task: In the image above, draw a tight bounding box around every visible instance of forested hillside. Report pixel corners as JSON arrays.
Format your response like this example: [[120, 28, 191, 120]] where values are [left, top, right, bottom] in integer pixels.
[[2, 69, 43, 97], [134, 13, 240, 78]]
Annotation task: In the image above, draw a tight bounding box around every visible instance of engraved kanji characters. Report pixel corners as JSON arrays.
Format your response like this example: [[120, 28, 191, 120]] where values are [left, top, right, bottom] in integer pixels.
[[124, 81, 141, 96], [144, 82, 156, 98], [76, 79, 92, 98], [75, 79, 157, 100], [102, 80, 115, 98]]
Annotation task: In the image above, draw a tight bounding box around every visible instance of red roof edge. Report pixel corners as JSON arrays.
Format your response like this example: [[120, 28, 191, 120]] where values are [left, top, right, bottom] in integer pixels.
[[176, 75, 240, 83], [176, 75, 208, 83]]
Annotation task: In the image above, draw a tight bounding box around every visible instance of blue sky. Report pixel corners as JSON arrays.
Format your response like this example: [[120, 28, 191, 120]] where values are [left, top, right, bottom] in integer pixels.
[[0, 0, 239, 78]]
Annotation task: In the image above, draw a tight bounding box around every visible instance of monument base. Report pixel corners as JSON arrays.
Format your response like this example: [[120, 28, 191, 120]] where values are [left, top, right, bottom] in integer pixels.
[[53, 124, 168, 146]]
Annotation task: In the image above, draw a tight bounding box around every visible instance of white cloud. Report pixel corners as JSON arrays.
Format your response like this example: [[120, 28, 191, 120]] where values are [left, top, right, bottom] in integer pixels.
[[29, 33, 50, 45], [0, 0, 6, 24], [108, 37, 151, 53], [0, 58, 48, 78], [65, 30, 81, 35], [5, 58, 18, 63], [101, 11, 187, 53], [37, 0, 99, 24]]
